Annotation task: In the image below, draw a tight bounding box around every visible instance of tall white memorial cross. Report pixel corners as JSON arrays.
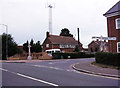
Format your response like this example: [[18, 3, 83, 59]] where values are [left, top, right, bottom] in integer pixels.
[[27, 43, 32, 60]]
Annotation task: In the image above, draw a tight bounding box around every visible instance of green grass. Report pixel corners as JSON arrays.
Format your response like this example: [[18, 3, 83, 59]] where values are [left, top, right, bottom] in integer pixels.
[[91, 61, 120, 70]]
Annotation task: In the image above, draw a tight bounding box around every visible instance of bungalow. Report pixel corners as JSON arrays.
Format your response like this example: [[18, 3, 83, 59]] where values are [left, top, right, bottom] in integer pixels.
[[88, 39, 108, 53], [103, 1, 120, 53], [42, 32, 83, 52]]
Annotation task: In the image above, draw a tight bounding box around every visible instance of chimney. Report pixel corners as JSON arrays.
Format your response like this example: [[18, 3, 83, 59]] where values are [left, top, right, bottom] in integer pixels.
[[96, 39, 99, 41], [46, 31, 49, 38], [77, 28, 80, 44], [104, 40, 106, 42]]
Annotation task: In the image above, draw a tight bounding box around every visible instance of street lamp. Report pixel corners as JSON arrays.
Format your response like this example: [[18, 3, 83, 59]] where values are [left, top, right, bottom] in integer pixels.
[[0, 24, 8, 60]]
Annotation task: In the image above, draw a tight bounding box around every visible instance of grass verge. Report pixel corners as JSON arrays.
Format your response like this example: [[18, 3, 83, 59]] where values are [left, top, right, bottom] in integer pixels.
[[91, 62, 120, 70]]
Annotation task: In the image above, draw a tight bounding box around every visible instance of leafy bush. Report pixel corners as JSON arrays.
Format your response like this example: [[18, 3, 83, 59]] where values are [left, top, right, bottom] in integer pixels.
[[2, 33, 22, 60], [52, 52, 94, 59], [95, 52, 120, 66]]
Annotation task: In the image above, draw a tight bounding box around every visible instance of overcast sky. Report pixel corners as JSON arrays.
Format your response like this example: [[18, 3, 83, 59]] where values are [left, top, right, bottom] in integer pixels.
[[0, 0, 119, 48]]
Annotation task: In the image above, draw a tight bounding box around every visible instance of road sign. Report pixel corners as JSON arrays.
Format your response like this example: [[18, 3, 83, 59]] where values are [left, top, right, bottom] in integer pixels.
[[92, 36, 116, 40], [102, 37, 116, 40], [92, 36, 116, 52], [92, 36, 100, 39]]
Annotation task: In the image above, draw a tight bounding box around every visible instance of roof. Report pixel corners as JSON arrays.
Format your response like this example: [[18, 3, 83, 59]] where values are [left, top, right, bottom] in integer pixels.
[[17, 45, 23, 47], [48, 35, 79, 45], [104, 1, 120, 16], [88, 40, 108, 46]]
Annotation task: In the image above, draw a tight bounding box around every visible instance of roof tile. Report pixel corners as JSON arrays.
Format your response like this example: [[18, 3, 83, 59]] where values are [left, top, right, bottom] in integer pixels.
[[104, 1, 120, 15], [48, 35, 79, 45]]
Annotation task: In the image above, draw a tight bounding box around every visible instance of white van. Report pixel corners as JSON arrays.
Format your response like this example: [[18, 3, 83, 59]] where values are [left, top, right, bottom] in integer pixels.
[[45, 49, 61, 56]]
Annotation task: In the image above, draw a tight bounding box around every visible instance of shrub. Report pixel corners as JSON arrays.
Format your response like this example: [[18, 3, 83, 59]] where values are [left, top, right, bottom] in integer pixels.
[[52, 52, 94, 59], [95, 52, 120, 66]]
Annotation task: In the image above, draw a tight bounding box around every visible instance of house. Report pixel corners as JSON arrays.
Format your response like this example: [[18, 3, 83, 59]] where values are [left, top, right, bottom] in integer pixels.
[[103, 1, 120, 53], [88, 39, 108, 53], [42, 32, 83, 52], [82, 48, 88, 53]]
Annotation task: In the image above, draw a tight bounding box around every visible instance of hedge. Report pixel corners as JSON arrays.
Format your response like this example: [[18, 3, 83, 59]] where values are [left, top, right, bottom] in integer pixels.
[[95, 52, 120, 66], [52, 52, 94, 59]]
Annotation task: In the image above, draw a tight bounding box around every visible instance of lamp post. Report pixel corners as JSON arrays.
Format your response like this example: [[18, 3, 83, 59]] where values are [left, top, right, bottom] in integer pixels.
[[0, 24, 8, 60]]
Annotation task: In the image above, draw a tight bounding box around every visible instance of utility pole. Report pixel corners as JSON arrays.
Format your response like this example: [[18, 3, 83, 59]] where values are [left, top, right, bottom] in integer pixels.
[[77, 28, 80, 45], [48, 5, 53, 35], [100, 35, 103, 52], [0, 34, 2, 60]]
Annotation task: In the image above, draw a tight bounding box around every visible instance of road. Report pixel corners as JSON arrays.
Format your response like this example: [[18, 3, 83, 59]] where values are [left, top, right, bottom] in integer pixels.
[[0, 58, 119, 87]]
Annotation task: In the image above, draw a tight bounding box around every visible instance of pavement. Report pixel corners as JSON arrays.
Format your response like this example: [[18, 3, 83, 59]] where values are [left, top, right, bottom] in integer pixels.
[[72, 61, 120, 78], [0, 60, 43, 63]]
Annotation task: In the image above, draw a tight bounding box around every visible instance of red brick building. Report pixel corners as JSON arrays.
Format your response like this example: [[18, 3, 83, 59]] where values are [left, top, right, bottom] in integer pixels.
[[103, 1, 120, 53], [88, 39, 108, 53], [42, 32, 83, 52]]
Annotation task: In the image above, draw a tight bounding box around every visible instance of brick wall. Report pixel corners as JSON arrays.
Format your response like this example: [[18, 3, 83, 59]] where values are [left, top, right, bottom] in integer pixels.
[[43, 38, 52, 51], [107, 15, 120, 53], [43, 40, 75, 52], [88, 41, 100, 52], [60, 48, 75, 52]]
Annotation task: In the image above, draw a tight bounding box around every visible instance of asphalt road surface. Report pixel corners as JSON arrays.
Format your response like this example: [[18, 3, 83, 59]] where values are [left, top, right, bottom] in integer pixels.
[[0, 58, 119, 87]]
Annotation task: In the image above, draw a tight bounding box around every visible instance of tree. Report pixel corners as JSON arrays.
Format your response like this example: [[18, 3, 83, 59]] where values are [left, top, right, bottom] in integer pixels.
[[23, 39, 42, 53], [34, 41, 42, 52], [23, 40, 28, 53], [74, 45, 80, 52], [2, 33, 21, 60], [60, 28, 73, 37], [30, 39, 34, 45]]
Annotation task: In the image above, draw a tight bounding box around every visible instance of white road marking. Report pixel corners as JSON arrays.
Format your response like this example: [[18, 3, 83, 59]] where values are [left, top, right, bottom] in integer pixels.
[[17, 73, 59, 86], [67, 69, 74, 72], [0, 68, 59, 86], [48, 60, 70, 64], [33, 65, 76, 72], [33, 65, 64, 71], [33, 65, 77, 73], [0, 68, 8, 72], [49, 63, 53, 64]]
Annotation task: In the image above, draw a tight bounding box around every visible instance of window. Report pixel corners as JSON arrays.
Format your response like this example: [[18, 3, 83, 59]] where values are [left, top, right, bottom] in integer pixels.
[[117, 42, 120, 53], [60, 45, 64, 48], [60, 44, 75, 48], [46, 44, 49, 48], [116, 18, 120, 29]]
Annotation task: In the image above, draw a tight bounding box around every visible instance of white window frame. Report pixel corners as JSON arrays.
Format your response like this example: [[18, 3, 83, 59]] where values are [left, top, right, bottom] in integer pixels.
[[117, 42, 120, 53], [60, 44, 64, 48], [46, 44, 49, 48], [116, 18, 120, 29]]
